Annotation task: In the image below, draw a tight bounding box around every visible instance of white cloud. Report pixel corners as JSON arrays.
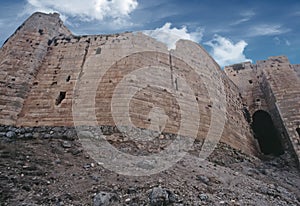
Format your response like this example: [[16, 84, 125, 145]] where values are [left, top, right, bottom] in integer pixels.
[[25, 0, 138, 24], [231, 18, 250, 26], [143, 22, 204, 50], [231, 10, 255, 26], [273, 37, 291, 46], [143, 23, 250, 66], [205, 35, 252, 67], [249, 24, 290, 36]]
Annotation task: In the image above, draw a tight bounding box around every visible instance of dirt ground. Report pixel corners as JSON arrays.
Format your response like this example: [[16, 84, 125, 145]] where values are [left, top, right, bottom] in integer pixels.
[[0, 133, 300, 206]]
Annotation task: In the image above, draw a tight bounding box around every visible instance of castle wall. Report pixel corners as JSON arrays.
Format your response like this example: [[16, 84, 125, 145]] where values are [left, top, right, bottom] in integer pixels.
[[224, 62, 268, 113], [225, 56, 300, 165], [0, 12, 71, 125], [293, 64, 300, 78], [259, 57, 300, 164], [13, 31, 257, 155], [0, 13, 259, 156]]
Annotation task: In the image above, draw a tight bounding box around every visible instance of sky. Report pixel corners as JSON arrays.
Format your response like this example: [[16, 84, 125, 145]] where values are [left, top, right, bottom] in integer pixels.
[[0, 0, 300, 67]]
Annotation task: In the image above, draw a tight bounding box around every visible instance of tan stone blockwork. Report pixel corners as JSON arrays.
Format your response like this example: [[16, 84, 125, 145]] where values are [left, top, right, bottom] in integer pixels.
[[3, 12, 300, 163], [225, 56, 300, 165]]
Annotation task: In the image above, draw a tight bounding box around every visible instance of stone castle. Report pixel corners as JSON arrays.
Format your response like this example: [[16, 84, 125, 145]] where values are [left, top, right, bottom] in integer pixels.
[[0, 12, 299, 166]]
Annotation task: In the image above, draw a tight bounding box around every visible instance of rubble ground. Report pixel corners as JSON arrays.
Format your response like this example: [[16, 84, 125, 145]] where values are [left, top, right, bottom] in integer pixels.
[[0, 133, 299, 206]]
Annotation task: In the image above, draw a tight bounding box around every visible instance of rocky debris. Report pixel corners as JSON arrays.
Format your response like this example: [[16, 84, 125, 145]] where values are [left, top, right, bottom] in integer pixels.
[[24, 133, 33, 139], [77, 130, 94, 139], [6, 131, 16, 138], [196, 175, 210, 184], [0, 125, 81, 141], [149, 186, 176, 206], [0, 127, 300, 205], [93, 192, 119, 206], [127, 187, 137, 194], [199, 193, 209, 201], [102, 126, 114, 135], [15, 128, 26, 134], [63, 130, 77, 140], [0, 126, 5, 132], [62, 141, 72, 148]]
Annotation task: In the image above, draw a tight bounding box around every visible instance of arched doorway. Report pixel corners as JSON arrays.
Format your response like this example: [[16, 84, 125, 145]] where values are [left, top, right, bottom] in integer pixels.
[[252, 110, 284, 156], [296, 128, 300, 138]]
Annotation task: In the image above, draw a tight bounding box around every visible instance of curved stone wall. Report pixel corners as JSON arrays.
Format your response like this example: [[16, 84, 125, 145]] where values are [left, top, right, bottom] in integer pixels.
[[0, 13, 258, 156]]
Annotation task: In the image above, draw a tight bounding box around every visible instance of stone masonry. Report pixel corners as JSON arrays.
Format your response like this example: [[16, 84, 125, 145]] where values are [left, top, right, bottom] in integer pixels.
[[225, 57, 300, 165], [0, 12, 299, 165]]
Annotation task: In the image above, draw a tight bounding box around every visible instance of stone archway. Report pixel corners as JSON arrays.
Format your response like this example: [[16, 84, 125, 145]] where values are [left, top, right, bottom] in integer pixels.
[[252, 110, 284, 156]]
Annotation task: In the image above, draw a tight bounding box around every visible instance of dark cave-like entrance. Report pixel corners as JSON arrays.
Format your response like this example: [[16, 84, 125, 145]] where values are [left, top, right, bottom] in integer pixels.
[[252, 110, 284, 156], [296, 128, 300, 138]]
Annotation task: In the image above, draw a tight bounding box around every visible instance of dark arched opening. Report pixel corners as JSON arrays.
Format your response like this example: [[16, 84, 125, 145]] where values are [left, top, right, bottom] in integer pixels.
[[296, 128, 300, 138], [252, 110, 284, 156]]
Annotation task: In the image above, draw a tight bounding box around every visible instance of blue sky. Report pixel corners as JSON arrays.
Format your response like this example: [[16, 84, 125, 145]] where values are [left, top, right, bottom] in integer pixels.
[[0, 0, 299, 67]]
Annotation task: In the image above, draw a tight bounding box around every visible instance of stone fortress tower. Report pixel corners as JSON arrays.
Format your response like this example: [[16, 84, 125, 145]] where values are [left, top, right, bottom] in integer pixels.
[[224, 57, 300, 165], [0, 12, 299, 166]]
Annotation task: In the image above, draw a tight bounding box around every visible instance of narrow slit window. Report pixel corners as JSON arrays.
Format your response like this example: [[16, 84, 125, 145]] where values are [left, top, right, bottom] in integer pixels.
[[55, 91, 66, 106], [66, 75, 71, 82]]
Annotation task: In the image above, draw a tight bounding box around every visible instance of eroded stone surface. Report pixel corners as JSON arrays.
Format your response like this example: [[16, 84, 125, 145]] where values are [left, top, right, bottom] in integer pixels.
[[0, 12, 299, 165], [225, 56, 300, 165]]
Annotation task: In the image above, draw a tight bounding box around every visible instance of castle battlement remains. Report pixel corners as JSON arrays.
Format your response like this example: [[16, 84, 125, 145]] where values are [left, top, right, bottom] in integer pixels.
[[1, 12, 299, 166]]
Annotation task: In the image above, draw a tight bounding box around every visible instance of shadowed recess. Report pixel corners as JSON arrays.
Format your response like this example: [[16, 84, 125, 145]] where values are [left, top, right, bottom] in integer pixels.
[[252, 110, 284, 156]]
